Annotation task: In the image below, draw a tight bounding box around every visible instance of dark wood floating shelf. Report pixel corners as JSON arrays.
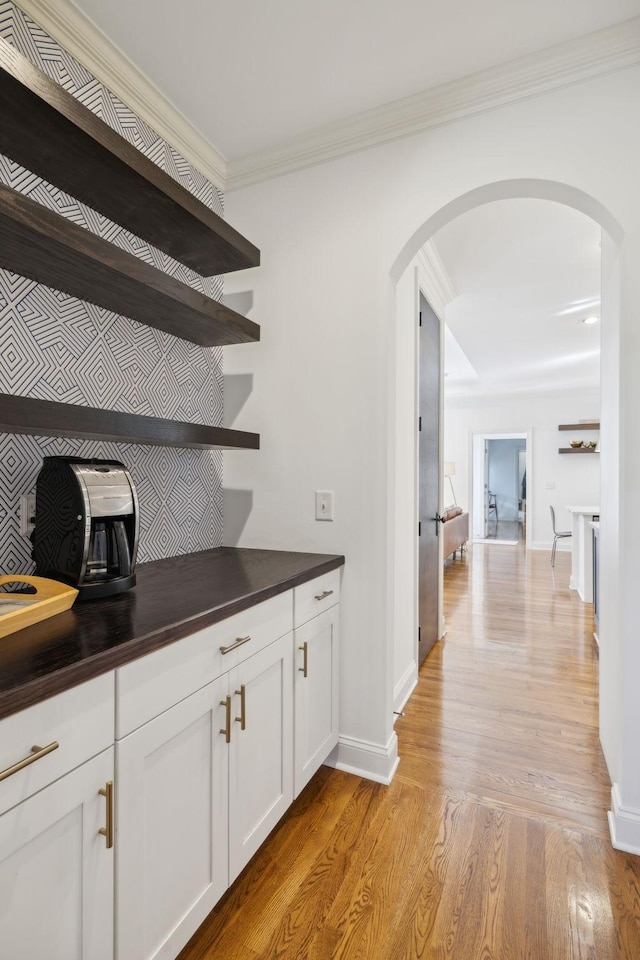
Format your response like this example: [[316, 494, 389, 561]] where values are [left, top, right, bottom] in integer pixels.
[[0, 185, 260, 347], [0, 37, 259, 277], [558, 422, 600, 431], [0, 394, 260, 451], [558, 447, 598, 454]]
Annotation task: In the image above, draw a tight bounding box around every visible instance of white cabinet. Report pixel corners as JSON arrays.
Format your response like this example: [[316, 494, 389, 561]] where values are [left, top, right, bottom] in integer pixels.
[[115, 592, 292, 739], [115, 604, 294, 960], [0, 674, 115, 960], [0, 673, 114, 815], [293, 605, 339, 797], [293, 570, 340, 797], [0, 746, 114, 960], [0, 565, 341, 960], [116, 677, 229, 960], [228, 631, 293, 881]]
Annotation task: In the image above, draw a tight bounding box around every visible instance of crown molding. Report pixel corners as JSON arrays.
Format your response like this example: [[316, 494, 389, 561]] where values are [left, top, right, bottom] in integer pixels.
[[227, 17, 640, 191], [15, 3, 640, 195], [416, 241, 457, 322], [15, 0, 228, 192]]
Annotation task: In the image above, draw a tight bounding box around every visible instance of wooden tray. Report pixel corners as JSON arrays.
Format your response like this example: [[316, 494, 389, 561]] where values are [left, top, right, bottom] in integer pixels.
[[0, 576, 78, 638]]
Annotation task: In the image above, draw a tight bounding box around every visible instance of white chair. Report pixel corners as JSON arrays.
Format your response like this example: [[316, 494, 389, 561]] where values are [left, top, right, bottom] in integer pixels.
[[550, 506, 571, 566]]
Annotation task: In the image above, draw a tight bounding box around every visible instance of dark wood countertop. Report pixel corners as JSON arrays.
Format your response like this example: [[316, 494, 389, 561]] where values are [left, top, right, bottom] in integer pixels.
[[0, 547, 344, 721]]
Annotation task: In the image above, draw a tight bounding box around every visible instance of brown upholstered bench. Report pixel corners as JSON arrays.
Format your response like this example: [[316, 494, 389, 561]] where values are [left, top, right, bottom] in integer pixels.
[[443, 508, 469, 560]]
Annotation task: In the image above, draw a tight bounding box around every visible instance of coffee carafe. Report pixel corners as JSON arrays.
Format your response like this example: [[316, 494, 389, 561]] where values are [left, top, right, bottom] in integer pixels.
[[32, 456, 139, 600]]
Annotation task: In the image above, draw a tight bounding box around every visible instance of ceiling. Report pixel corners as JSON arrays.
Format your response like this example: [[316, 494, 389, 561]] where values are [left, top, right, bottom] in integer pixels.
[[69, 0, 639, 161], [434, 200, 601, 400]]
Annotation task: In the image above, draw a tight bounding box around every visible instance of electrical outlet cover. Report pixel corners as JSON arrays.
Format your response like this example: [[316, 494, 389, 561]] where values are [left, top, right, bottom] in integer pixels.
[[19, 493, 36, 537], [315, 490, 334, 521]]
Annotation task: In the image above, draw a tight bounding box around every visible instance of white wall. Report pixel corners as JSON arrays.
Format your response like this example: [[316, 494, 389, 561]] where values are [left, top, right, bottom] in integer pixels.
[[223, 64, 640, 828], [444, 391, 600, 549]]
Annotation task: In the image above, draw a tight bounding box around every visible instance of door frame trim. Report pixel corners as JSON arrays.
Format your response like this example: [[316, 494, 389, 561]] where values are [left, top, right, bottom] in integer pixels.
[[415, 285, 446, 651], [470, 431, 532, 548]]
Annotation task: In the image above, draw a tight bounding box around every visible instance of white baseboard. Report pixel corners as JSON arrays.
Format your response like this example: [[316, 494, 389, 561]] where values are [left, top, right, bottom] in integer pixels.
[[324, 732, 399, 785], [393, 662, 418, 717], [608, 783, 640, 855], [530, 540, 571, 552]]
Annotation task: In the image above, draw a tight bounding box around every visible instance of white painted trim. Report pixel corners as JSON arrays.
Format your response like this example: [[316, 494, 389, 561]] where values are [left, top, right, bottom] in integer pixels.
[[16, 0, 228, 191], [472, 539, 519, 545], [18, 3, 640, 194], [471, 431, 530, 546], [473, 432, 530, 441], [394, 662, 418, 717], [530, 540, 570, 552], [415, 262, 447, 663], [416, 242, 457, 323], [324, 732, 399, 785], [227, 18, 640, 190], [609, 783, 640, 855]]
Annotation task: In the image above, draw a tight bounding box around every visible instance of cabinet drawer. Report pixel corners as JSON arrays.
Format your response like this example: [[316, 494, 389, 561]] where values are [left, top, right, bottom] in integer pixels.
[[0, 672, 114, 816], [294, 569, 341, 628], [116, 591, 293, 738]]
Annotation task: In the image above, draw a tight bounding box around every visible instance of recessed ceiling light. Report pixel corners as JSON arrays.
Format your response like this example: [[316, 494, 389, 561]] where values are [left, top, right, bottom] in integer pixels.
[[581, 316, 599, 325]]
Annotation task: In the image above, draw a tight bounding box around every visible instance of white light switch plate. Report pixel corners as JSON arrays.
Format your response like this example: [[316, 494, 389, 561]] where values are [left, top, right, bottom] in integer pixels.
[[315, 490, 334, 521]]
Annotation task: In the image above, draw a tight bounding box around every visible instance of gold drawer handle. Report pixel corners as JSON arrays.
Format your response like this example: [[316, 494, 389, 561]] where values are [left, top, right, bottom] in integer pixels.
[[220, 635, 251, 655], [0, 741, 59, 783], [99, 781, 113, 849], [220, 695, 232, 743], [235, 684, 246, 730], [314, 589, 334, 601], [298, 642, 308, 678]]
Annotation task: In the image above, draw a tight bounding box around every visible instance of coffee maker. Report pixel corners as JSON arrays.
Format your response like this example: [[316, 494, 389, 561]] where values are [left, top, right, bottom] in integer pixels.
[[32, 456, 139, 600]]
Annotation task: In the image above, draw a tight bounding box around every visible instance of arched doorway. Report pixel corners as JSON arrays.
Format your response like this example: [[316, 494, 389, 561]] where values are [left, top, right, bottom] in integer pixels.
[[386, 178, 623, 771]]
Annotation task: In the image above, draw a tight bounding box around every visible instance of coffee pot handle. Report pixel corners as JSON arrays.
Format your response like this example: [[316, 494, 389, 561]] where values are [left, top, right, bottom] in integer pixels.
[[113, 520, 132, 577]]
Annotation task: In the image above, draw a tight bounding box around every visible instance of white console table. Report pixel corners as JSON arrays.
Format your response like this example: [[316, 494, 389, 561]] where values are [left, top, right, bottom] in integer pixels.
[[567, 505, 599, 602]]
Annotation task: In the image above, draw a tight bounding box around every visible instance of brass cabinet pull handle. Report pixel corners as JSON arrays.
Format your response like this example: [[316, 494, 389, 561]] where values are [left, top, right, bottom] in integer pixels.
[[220, 635, 251, 655], [220, 695, 232, 743], [314, 589, 333, 601], [234, 684, 246, 730], [0, 741, 59, 783], [299, 642, 308, 678], [98, 780, 113, 849]]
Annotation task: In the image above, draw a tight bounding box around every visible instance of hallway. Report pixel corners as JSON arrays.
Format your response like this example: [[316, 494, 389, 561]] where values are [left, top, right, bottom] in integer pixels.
[[179, 546, 640, 959]]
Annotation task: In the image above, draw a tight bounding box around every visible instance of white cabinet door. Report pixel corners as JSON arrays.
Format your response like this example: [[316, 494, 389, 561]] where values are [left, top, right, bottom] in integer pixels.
[[0, 747, 114, 960], [116, 677, 229, 960], [228, 632, 293, 882], [294, 605, 339, 797]]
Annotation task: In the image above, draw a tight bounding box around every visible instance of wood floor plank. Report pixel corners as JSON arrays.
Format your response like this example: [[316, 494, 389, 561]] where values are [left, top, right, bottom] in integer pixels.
[[384, 792, 466, 959], [178, 545, 640, 960]]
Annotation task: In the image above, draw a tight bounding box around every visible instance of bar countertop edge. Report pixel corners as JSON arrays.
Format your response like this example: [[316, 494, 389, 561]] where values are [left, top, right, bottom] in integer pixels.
[[0, 547, 345, 721]]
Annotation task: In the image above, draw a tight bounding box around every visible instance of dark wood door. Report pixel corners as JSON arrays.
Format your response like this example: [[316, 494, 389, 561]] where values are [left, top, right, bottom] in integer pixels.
[[418, 295, 441, 664]]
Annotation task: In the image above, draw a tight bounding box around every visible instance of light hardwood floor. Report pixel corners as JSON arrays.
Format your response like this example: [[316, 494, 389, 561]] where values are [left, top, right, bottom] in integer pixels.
[[178, 545, 640, 959]]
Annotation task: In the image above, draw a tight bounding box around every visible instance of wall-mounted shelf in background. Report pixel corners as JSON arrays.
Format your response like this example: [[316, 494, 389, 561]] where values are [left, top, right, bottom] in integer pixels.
[[0, 395, 260, 451], [558, 421, 600, 454], [558, 422, 600, 431], [558, 447, 598, 454]]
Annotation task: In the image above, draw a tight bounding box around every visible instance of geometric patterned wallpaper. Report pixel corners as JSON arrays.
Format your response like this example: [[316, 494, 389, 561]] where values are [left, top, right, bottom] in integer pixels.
[[0, 0, 228, 573]]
